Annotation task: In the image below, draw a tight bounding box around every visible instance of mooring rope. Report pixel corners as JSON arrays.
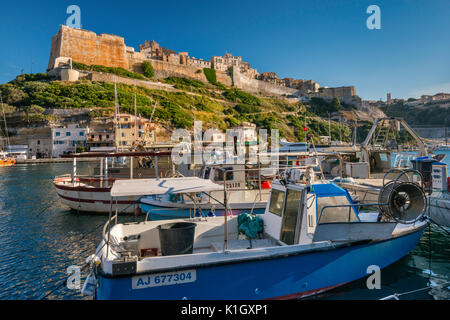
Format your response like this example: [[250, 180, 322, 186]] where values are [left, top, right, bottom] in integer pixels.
[[37, 221, 106, 300], [379, 281, 450, 300], [379, 220, 449, 301]]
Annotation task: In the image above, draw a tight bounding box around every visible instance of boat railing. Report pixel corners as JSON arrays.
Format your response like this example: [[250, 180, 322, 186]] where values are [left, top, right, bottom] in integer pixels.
[[318, 203, 387, 223]]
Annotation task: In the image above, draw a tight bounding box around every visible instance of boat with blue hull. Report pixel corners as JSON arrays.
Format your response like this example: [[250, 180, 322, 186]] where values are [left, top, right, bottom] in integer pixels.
[[82, 171, 429, 300], [139, 164, 271, 220], [95, 227, 425, 300], [139, 197, 266, 220]]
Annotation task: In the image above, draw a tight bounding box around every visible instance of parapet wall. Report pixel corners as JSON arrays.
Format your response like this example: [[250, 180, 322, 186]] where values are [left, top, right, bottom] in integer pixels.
[[233, 68, 299, 97], [127, 53, 232, 86]]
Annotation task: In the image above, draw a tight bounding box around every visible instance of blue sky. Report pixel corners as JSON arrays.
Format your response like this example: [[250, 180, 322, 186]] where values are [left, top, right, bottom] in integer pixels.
[[0, 0, 449, 100]]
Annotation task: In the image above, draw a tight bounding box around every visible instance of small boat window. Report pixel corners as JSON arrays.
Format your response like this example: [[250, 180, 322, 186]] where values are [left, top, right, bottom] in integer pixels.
[[204, 167, 211, 179], [215, 167, 234, 181], [269, 189, 285, 216], [317, 196, 358, 223]]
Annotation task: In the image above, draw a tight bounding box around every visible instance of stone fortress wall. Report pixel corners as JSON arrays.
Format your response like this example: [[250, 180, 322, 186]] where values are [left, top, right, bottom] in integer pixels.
[[48, 26, 360, 104], [233, 68, 298, 96], [48, 26, 129, 70]]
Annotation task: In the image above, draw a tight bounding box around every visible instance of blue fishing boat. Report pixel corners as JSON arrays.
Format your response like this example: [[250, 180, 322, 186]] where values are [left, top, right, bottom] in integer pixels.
[[139, 164, 271, 220], [82, 171, 429, 300]]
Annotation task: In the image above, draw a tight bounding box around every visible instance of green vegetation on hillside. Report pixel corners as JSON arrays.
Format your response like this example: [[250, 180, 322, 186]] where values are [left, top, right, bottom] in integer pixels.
[[203, 68, 217, 84], [381, 102, 450, 126], [72, 61, 147, 80], [308, 97, 356, 117], [142, 61, 154, 78], [0, 73, 356, 142], [222, 88, 261, 105]]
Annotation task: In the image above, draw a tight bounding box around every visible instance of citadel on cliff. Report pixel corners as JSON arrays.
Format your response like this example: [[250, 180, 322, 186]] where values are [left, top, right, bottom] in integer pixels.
[[47, 26, 361, 107]]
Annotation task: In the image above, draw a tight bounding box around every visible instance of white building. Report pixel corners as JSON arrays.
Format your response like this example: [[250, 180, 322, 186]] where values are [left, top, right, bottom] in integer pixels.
[[51, 124, 87, 157]]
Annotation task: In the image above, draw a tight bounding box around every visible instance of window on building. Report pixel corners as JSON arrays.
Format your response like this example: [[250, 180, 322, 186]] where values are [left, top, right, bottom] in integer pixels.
[[122, 133, 125, 137], [55, 132, 60, 136], [106, 135, 109, 139], [80, 132, 84, 136], [37, 140, 40, 145], [66, 132, 71, 136]]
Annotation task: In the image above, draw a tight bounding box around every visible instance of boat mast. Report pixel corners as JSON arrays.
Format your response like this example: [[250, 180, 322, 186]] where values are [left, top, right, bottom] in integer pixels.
[[134, 79, 137, 146], [0, 93, 10, 150], [114, 77, 123, 151]]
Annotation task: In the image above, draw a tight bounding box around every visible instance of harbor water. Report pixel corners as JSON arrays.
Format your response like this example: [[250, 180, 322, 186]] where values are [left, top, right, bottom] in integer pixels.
[[0, 155, 449, 300]]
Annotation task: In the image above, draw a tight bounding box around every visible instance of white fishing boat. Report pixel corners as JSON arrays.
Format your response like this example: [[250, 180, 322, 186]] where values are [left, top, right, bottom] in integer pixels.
[[140, 164, 272, 219], [53, 150, 173, 214], [81, 168, 429, 300]]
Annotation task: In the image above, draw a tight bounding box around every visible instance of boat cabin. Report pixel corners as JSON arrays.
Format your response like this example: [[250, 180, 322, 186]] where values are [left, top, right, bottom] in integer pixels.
[[263, 181, 359, 245], [200, 164, 246, 189]]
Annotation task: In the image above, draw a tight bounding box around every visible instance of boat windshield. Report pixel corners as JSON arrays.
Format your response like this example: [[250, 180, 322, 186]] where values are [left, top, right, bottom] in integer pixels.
[[268, 189, 285, 216], [317, 195, 359, 223]]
